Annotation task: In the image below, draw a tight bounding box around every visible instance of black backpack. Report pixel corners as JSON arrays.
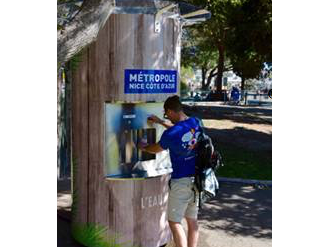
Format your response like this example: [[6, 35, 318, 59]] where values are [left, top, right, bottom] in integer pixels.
[[194, 126, 224, 209]]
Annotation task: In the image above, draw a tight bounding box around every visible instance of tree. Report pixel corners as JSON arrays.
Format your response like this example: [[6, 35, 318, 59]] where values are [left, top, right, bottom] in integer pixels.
[[57, 0, 116, 67], [181, 29, 218, 90], [183, 0, 272, 96], [184, 0, 240, 95], [180, 66, 195, 83], [226, 0, 272, 90], [230, 52, 264, 91]]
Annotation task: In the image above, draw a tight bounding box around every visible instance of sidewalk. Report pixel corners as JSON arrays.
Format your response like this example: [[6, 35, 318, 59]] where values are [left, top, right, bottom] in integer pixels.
[[58, 179, 271, 247], [195, 182, 271, 247]]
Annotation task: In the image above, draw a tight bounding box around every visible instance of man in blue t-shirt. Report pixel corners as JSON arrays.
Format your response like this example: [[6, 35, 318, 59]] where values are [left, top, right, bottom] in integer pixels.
[[138, 95, 202, 247]]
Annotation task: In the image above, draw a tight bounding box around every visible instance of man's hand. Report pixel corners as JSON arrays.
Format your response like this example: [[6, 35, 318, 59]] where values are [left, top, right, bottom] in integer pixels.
[[147, 115, 163, 124], [138, 141, 148, 151], [147, 114, 173, 129], [137, 143, 165, 154]]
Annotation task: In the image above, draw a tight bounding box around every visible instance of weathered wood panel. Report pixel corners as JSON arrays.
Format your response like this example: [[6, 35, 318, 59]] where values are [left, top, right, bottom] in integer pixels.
[[71, 50, 89, 225], [107, 14, 180, 102], [72, 13, 179, 247], [107, 175, 171, 247], [88, 19, 110, 231]]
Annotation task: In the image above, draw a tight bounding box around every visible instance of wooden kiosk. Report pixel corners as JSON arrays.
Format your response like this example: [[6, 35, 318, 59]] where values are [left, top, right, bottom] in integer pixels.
[[71, 1, 210, 246]]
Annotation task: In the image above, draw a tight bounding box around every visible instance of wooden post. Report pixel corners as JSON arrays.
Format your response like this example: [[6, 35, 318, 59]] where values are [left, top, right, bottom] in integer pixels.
[[72, 14, 181, 247]]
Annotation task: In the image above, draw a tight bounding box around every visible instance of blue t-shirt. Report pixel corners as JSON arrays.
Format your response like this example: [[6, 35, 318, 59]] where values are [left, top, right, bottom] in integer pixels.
[[159, 117, 202, 179]]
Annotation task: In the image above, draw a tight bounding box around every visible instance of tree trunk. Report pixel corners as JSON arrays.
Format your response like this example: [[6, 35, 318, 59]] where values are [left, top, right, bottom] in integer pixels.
[[241, 77, 245, 91], [215, 43, 225, 93], [241, 76, 246, 104], [201, 67, 207, 90], [57, 0, 116, 67], [206, 67, 217, 89]]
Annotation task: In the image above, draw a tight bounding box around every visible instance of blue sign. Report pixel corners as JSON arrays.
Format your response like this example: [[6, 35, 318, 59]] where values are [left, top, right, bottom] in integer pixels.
[[124, 69, 177, 94]]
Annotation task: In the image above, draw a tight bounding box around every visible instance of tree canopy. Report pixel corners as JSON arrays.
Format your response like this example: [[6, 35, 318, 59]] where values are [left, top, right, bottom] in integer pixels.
[[182, 0, 272, 93], [226, 0, 272, 90], [181, 28, 218, 90]]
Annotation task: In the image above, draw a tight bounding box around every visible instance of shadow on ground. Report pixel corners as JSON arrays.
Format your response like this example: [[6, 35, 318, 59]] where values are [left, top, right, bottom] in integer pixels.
[[58, 180, 272, 247], [199, 183, 272, 239], [58, 217, 84, 247], [205, 126, 272, 152], [183, 104, 272, 125]]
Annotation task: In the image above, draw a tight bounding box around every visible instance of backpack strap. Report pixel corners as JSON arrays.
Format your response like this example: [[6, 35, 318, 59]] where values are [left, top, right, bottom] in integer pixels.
[[193, 117, 204, 133], [193, 116, 206, 210], [192, 183, 202, 209], [198, 190, 202, 209], [193, 116, 204, 128]]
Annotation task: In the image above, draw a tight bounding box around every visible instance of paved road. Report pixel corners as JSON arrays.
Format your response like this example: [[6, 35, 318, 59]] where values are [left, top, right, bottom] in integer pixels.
[[196, 183, 272, 247], [58, 182, 271, 247]]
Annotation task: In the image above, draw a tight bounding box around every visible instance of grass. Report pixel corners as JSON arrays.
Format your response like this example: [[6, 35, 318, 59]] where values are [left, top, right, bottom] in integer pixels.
[[215, 145, 272, 181], [71, 223, 138, 247]]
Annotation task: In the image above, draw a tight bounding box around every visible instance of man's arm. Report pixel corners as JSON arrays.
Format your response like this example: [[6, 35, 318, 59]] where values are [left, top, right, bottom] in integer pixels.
[[138, 142, 164, 154], [159, 120, 173, 129], [148, 115, 173, 129]]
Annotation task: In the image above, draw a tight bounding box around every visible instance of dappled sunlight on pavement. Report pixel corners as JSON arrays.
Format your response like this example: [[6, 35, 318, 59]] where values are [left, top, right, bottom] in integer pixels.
[[196, 184, 271, 247], [58, 180, 271, 247], [203, 119, 272, 135]]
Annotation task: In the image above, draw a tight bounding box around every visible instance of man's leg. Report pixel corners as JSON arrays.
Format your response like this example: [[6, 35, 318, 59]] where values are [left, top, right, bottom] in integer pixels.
[[185, 217, 199, 247], [168, 220, 187, 247]]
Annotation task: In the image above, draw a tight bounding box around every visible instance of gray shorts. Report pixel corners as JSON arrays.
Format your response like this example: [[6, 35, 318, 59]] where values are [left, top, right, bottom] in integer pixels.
[[167, 177, 199, 223]]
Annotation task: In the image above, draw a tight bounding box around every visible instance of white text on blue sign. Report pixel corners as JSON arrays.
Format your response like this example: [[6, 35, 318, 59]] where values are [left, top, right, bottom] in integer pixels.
[[124, 69, 177, 94]]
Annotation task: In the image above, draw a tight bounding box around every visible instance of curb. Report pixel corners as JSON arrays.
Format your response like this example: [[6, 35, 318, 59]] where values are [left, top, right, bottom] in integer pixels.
[[217, 177, 272, 188]]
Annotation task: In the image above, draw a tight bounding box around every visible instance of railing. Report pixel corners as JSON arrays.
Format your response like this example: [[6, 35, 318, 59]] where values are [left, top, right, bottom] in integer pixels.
[[181, 89, 272, 106], [242, 91, 272, 106]]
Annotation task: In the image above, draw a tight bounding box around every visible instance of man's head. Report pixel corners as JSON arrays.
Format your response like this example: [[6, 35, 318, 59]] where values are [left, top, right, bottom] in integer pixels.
[[163, 95, 183, 123]]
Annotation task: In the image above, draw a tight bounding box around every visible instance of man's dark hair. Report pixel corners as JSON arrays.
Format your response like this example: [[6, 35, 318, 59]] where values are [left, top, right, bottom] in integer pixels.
[[164, 95, 182, 112]]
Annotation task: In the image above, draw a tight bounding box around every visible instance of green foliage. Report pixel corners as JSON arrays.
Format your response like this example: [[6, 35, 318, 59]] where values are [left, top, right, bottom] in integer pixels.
[[181, 28, 219, 89], [180, 81, 189, 95], [180, 66, 195, 84], [182, 0, 272, 91], [72, 223, 137, 247], [68, 47, 86, 72], [71, 158, 78, 221], [226, 0, 272, 85], [72, 223, 109, 247], [57, 24, 64, 31], [181, 29, 218, 70], [186, 0, 239, 43], [180, 81, 188, 91], [182, 0, 245, 91], [244, 79, 259, 90], [71, 157, 138, 247], [230, 51, 264, 85], [180, 66, 194, 95], [215, 146, 272, 180]]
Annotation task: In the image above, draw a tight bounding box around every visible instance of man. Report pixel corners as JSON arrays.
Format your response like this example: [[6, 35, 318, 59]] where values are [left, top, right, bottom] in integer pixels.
[[138, 95, 202, 247]]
